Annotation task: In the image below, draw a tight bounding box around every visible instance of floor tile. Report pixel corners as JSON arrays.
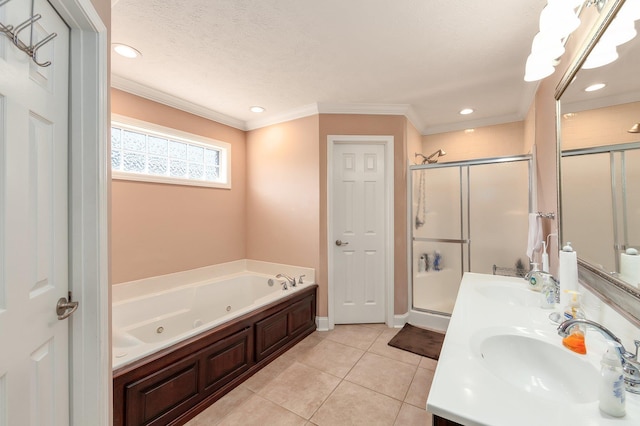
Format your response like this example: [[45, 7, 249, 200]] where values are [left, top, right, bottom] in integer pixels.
[[369, 328, 422, 366], [216, 394, 307, 426], [259, 362, 341, 419], [310, 381, 402, 426], [345, 352, 417, 401], [286, 332, 326, 360], [324, 324, 382, 350], [359, 323, 392, 331], [297, 338, 364, 378], [405, 367, 435, 409], [394, 403, 433, 426], [184, 386, 253, 426], [242, 352, 293, 393], [419, 356, 438, 371]]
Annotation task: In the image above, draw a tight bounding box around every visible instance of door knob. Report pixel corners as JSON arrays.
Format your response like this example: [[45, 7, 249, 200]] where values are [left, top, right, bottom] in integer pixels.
[[335, 239, 349, 246], [56, 292, 79, 320]]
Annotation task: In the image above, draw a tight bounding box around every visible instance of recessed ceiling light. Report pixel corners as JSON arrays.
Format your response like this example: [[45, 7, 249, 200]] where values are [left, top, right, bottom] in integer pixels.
[[113, 43, 141, 59], [584, 83, 606, 92], [250, 106, 265, 113], [459, 108, 474, 115]]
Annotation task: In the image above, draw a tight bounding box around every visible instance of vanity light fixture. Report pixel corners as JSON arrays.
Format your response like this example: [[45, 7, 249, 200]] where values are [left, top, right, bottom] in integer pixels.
[[459, 108, 474, 115], [464, 128, 475, 134], [628, 123, 640, 133], [584, 82, 606, 91], [250, 106, 265, 113], [524, 0, 583, 81], [113, 43, 141, 59], [581, 0, 640, 70]]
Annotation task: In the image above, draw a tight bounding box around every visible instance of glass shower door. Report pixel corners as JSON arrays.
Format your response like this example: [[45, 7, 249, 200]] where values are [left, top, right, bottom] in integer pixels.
[[412, 166, 466, 314], [411, 157, 531, 316]]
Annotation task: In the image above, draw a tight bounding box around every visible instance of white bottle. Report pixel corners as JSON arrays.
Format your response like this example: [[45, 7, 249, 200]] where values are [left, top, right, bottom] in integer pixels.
[[598, 342, 626, 417], [541, 240, 549, 273]]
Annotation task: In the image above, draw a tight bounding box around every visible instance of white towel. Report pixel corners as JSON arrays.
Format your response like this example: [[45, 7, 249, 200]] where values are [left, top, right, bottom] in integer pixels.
[[526, 213, 542, 261]]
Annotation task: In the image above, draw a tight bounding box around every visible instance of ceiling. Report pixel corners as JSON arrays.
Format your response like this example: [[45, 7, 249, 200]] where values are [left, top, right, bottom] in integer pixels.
[[110, 0, 548, 134]]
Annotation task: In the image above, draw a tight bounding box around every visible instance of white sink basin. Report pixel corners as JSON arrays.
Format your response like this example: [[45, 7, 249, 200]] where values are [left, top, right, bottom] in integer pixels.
[[477, 333, 599, 403], [475, 284, 539, 307]]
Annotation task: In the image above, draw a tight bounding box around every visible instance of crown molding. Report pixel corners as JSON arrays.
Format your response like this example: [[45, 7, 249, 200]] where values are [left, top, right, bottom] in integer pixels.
[[244, 103, 320, 131], [561, 89, 640, 114], [423, 112, 524, 135], [110, 76, 446, 135], [316, 102, 426, 133], [110, 75, 247, 130]]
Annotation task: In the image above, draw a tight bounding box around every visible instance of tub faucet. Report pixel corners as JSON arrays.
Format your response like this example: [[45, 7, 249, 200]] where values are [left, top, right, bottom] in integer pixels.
[[276, 273, 296, 287], [557, 318, 640, 393]]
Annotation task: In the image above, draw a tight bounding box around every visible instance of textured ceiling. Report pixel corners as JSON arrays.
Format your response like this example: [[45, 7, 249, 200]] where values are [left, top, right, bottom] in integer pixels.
[[111, 0, 549, 134]]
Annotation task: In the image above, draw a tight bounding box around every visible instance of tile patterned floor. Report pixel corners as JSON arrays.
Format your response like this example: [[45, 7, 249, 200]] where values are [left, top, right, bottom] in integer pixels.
[[186, 324, 436, 426]]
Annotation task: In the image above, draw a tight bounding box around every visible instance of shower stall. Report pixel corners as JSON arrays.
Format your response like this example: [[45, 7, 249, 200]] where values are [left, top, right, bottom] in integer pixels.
[[409, 156, 531, 320]]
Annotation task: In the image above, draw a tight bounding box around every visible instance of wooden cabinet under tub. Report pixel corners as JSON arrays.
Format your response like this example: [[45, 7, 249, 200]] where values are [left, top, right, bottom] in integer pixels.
[[113, 285, 317, 426]]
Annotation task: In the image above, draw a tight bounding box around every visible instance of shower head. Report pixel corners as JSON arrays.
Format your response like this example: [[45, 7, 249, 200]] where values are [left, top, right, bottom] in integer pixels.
[[415, 149, 446, 164]]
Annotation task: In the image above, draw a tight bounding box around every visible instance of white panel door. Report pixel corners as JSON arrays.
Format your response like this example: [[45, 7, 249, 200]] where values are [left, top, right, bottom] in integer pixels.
[[332, 143, 386, 324], [0, 0, 70, 424]]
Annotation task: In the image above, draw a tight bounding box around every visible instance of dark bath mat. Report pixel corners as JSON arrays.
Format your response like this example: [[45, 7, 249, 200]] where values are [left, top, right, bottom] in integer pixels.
[[388, 323, 445, 360]]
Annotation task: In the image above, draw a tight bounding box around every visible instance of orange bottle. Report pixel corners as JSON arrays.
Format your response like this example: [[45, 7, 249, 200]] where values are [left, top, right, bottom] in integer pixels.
[[562, 329, 586, 354]]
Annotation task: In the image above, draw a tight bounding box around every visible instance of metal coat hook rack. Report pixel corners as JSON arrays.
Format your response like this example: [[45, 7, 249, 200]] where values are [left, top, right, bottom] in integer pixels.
[[0, 0, 57, 67]]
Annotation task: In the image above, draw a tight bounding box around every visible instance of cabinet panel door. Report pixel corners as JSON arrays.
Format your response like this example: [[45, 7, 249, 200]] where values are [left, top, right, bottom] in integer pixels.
[[125, 357, 200, 426], [203, 327, 253, 392], [255, 311, 289, 361], [288, 295, 315, 337]]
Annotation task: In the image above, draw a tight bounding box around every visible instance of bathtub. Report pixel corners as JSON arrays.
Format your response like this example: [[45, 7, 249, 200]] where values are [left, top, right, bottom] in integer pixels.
[[112, 267, 317, 426], [112, 271, 312, 370]]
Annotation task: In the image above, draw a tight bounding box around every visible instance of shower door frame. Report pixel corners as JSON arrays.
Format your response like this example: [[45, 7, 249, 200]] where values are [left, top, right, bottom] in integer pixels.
[[408, 154, 532, 316]]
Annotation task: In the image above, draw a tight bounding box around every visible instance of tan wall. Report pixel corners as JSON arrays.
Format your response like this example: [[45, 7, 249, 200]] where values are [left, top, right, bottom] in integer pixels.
[[406, 120, 423, 164], [562, 102, 640, 150], [421, 121, 526, 162], [319, 114, 409, 316], [90, 0, 111, 25], [110, 89, 246, 283], [245, 115, 321, 275]]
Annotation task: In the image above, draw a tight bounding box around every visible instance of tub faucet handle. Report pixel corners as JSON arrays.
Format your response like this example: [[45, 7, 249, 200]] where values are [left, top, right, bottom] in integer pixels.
[[276, 273, 295, 287], [298, 274, 306, 284], [280, 280, 288, 290]]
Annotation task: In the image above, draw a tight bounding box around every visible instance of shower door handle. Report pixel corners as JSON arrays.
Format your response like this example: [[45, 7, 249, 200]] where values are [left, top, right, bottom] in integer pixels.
[[335, 239, 349, 246]]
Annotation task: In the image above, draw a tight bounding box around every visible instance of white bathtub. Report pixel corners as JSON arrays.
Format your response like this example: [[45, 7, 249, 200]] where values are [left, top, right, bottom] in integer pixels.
[[112, 271, 312, 369]]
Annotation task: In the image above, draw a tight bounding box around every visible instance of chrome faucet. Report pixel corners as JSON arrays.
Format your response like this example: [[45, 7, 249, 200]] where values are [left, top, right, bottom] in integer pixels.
[[557, 318, 640, 393], [276, 273, 296, 287]]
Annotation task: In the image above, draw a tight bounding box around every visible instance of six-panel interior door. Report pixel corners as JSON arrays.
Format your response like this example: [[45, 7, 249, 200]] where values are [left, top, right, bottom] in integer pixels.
[[0, 0, 70, 424], [332, 142, 386, 324]]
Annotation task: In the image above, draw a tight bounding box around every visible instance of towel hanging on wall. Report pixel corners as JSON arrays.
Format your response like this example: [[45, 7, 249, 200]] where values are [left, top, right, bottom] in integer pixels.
[[526, 213, 542, 261]]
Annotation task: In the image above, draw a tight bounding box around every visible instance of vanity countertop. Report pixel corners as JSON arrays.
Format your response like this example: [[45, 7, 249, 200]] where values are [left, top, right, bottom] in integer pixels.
[[427, 272, 640, 426]]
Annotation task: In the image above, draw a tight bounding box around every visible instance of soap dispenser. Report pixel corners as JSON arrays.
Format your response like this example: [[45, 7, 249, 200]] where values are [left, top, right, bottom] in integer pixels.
[[528, 263, 542, 292], [599, 341, 626, 417]]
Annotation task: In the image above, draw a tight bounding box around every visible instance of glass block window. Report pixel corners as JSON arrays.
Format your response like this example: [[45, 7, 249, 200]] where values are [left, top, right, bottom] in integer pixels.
[[111, 116, 231, 189]]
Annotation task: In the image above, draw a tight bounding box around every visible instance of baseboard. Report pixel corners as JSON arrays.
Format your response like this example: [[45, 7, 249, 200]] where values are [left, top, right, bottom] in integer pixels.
[[393, 312, 409, 328], [408, 310, 450, 333], [316, 316, 330, 331]]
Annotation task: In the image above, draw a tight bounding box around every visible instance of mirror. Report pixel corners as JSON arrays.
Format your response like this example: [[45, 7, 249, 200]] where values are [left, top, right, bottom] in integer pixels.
[[557, 0, 640, 326]]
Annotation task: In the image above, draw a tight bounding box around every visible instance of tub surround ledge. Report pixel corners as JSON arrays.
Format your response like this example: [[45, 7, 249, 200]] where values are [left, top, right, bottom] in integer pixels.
[[112, 259, 315, 303], [427, 272, 640, 426]]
